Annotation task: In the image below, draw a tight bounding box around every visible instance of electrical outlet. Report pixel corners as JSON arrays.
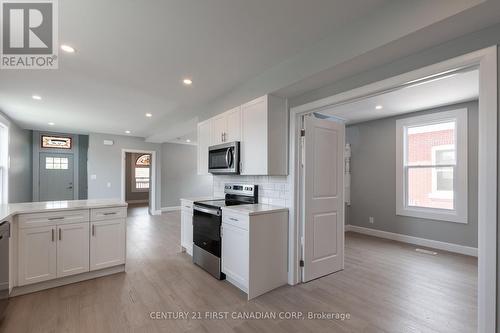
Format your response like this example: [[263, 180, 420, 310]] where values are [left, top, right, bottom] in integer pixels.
[[369, 216, 374, 224]]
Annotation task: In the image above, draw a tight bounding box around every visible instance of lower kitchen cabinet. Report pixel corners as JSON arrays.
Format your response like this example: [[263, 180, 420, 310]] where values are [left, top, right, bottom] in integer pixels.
[[57, 222, 89, 277], [18, 225, 57, 286], [181, 200, 194, 255], [221, 222, 249, 290], [221, 208, 288, 299], [90, 219, 126, 271]]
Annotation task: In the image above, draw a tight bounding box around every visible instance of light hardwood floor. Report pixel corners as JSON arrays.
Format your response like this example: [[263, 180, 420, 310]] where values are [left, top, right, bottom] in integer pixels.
[[0, 211, 477, 333]]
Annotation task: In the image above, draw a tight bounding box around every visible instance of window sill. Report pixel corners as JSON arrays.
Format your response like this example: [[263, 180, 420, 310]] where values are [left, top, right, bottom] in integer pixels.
[[428, 192, 453, 200], [396, 207, 467, 224]]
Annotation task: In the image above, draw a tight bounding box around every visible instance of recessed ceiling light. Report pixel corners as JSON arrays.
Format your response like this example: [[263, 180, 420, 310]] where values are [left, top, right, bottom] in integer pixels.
[[48, 122, 55, 126], [125, 130, 131, 134], [183, 78, 193, 86], [145, 113, 152, 118], [32, 95, 42, 100], [186, 139, 191, 143], [375, 105, 383, 110], [60, 44, 75, 53]]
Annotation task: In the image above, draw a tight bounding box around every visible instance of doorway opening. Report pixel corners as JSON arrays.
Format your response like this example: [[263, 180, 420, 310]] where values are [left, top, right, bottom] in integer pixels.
[[290, 47, 496, 332], [125, 152, 151, 216], [121, 149, 157, 216]]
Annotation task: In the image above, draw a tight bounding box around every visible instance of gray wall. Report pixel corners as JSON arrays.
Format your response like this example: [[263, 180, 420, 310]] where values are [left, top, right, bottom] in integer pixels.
[[161, 143, 212, 208], [87, 133, 162, 210], [346, 101, 478, 247], [125, 152, 149, 203], [0, 111, 32, 203]]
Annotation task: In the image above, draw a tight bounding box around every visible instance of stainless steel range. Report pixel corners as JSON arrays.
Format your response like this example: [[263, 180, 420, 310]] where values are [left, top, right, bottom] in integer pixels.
[[192, 184, 258, 279]]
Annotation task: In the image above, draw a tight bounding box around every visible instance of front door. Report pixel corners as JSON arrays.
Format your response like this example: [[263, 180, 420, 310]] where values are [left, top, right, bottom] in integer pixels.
[[302, 115, 345, 282], [39, 153, 74, 201]]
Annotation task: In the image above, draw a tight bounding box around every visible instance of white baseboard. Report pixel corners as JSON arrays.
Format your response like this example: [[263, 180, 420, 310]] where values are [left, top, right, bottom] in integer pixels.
[[151, 210, 162, 215], [345, 224, 478, 257], [161, 206, 181, 212]]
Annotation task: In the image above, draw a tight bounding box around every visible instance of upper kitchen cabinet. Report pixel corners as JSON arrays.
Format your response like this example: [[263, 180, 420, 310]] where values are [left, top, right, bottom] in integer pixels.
[[211, 106, 241, 145], [240, 95, 287, 175], [197, 119, 212, 175]]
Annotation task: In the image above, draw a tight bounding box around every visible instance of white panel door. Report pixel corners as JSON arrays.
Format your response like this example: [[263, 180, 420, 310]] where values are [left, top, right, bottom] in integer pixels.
[[18, 225, 57, 286], [90, 219, 126, 271], [241, 97, 267, 175], [302, 115, 344, 282], [57, 222, 90, 277], [197, 120, 212, 175], [225, 107, 241, 142]]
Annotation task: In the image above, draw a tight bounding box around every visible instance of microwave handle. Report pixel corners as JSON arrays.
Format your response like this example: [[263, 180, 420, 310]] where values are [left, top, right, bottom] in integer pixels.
[[225, 148, 233, 168]]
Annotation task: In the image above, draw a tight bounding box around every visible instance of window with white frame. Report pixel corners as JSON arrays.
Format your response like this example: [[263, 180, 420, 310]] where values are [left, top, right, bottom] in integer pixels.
[[45, 157, 69, 170], [0, 122, 8, 204], [133, 154, 150, 191], [396, 109, 468, 223]]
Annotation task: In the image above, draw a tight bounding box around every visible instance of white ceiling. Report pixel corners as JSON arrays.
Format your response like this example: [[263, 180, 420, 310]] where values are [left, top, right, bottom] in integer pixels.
[[0, 0, 390, 137], [320, 69, 479, 124]]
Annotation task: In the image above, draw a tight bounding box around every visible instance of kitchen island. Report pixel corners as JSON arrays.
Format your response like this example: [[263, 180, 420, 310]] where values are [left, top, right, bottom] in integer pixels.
[[0, 199, 128, 296]]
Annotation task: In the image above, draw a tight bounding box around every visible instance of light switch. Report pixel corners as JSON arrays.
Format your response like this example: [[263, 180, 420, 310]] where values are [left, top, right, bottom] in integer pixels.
[[90, 174, 97, 180], [107, 182, 111, 188]]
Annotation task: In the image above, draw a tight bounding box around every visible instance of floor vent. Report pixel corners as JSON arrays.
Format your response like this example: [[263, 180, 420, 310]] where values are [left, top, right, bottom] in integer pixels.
[[415, 248, 438, 255]]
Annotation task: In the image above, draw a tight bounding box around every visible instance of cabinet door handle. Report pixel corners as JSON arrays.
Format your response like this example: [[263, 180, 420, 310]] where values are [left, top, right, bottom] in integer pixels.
[[229, 218, 239, 222], [58, 228, 62, 241], [92, 224, 95, 236], [48, 217, 64, 221], [103, 212, 117, 216], [51, 228, 55, 242]]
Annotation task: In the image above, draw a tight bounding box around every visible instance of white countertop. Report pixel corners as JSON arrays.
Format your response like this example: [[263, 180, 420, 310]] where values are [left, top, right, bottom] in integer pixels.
[[0, 199, 127, 222], [222, 204, 288, 216]]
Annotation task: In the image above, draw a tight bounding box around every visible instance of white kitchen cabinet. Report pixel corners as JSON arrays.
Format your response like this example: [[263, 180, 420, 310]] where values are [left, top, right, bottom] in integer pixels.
[[221, 222, 249, 290], [180, 199, 194, 256], [211, 114, 227, 145], [197, 119, 212, 175], [221, 208, 288, 299], [56, 222, 89, 277], [90, 219, 126, 271], [18, 225, 57, 286], [211, 106, 242, 145], [224, 106, 242, 142], [240, 95, 287, 175]]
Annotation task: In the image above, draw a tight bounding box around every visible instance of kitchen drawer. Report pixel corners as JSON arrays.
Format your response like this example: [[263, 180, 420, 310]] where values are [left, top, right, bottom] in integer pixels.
[[90, 207, 127, 221], [180, 200, 193, 211], [18, 209, 90, 229], [222, 211, 249, 231]]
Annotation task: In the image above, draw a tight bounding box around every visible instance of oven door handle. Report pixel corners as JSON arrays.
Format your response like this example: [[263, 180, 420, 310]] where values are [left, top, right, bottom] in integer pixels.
[[194, 205, 221, 216]]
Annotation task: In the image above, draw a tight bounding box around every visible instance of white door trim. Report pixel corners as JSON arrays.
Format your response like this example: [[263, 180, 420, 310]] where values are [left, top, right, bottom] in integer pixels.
[[120, 149, 157, 215], [289, 46, 497, 332]]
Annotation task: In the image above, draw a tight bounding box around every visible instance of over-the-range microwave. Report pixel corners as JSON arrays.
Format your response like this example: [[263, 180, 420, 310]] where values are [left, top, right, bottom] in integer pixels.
[[208, 141, 240, 174]]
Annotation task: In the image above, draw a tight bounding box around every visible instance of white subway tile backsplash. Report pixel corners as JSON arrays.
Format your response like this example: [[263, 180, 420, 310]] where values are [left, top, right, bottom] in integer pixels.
[[213, 175, 291, 207]]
